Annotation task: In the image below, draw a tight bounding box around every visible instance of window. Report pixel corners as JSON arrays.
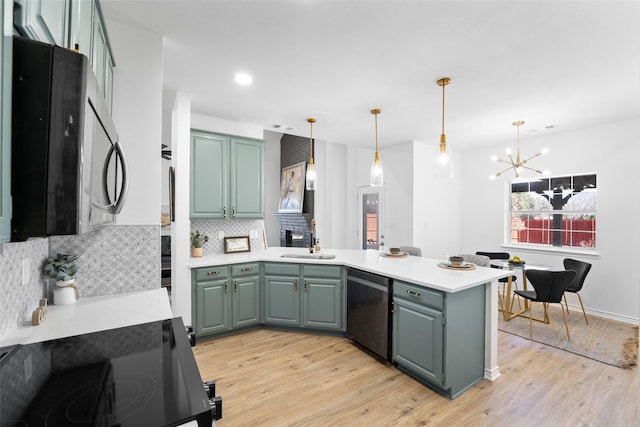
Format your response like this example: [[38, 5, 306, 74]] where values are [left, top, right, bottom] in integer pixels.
[[509, 174, 596, 250]]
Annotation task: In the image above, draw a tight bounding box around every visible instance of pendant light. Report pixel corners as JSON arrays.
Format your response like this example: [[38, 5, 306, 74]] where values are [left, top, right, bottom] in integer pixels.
[[489, 120, 550, 180], [370, 108, 384, 187], [305, 118, 317, 190], [436, 77, 453, 177]]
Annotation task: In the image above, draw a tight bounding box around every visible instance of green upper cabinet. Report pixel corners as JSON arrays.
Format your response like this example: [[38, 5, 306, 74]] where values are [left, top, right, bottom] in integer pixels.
[[88, 2, 114, 110], [190, 132, 228, 219], [190, 130, 264, 220], [13, 0, 70, 47], [0, 1, 12, 243], [16, 0, 115, 110], [230, 137, 264, 219]]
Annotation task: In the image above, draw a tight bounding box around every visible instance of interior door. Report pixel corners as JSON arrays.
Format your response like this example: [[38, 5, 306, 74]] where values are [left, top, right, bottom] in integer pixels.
[[357, 186, 386, 250]]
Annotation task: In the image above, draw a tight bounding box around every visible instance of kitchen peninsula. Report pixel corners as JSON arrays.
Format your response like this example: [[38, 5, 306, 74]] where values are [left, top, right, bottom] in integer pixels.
[[191, 248, 511, 397]]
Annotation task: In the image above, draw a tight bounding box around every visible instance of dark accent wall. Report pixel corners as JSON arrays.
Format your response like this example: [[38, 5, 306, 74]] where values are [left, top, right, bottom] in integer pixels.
[[280, 134, 314, 214], [277, 134, 315, 247]]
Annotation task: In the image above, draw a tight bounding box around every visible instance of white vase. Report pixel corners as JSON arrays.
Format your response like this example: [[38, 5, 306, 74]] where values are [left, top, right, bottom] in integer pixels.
[[54, 279, 77, 305]]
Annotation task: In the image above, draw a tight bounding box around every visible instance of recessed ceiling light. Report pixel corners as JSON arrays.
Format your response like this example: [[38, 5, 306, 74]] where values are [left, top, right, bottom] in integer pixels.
[[234, 72, 253, 86]]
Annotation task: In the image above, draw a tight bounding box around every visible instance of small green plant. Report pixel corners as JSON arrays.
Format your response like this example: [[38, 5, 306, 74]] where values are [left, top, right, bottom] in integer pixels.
[[44, 253, 78, 282], [191, 230, 209, 248]]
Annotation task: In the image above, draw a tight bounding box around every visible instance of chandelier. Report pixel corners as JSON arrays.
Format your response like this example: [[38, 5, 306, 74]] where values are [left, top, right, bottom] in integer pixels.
[[489, 120, 549, 179]]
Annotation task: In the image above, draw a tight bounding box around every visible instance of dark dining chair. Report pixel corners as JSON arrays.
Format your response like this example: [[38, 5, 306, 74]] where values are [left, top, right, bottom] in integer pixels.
[[515, 269, 576, 341], [475, 251, 519, 311], [563, 258, 592, 324]]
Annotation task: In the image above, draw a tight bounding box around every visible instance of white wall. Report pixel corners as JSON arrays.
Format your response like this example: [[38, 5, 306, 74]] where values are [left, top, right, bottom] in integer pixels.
[[314, 139, 348, 250], [460, 118, 640, 321], [170, 92, 191, 322], [412, 142, 462, 259], [263, 130, 281, 247], [191, 114, 263, 139], [106, 19, 163, 225], [381, 142, 414, 249]]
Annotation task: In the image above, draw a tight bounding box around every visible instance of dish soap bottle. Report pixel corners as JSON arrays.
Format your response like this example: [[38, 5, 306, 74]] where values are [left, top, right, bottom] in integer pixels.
[[315, 238, 321, 253], [379, 235, 386, 254]]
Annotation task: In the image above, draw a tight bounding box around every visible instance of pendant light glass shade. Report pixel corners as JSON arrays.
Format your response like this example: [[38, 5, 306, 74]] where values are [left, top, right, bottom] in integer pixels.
[[305, 118, 317, 190], [435, 77, 453, 179], [370, 109, 384, 187]]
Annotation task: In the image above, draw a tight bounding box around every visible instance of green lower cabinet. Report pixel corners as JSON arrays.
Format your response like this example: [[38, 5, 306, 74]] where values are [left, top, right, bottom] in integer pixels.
[[193, 263, 260, 336], [196, 278, 230, 335], [302, 277, 342, 330], [263, 263, 343, 331], [393, 297, 444, 384], [392, 280, 485, 399], [231, 275, 260, 328], [263, 275, 300, 326]]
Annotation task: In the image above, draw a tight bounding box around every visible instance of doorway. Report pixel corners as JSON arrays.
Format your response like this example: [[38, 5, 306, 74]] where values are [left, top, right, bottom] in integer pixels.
[[357, 186, 386, 250]]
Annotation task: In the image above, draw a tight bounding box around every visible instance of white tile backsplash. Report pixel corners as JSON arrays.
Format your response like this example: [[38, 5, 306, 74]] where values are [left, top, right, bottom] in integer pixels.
[[191, 219, 266, 255], [49, 225, 159, 298]]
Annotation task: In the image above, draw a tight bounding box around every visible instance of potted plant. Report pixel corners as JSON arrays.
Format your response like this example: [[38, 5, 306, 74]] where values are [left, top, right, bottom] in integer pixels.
[[191, 230, 209, 257], [44, 253, 79, 305]]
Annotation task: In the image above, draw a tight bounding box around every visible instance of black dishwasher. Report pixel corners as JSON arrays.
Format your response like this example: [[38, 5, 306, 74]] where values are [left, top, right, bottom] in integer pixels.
[[346, 268, 393, 361]]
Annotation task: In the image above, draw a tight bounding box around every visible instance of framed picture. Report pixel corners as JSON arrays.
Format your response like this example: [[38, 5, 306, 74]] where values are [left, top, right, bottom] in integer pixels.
[[224, 236, 251, 254], [279, 161, 306, 213]]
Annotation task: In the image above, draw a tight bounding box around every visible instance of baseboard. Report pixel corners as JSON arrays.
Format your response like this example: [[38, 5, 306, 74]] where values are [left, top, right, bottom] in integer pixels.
[[564, 302, 638, 325], [484, 367, 501, 382]]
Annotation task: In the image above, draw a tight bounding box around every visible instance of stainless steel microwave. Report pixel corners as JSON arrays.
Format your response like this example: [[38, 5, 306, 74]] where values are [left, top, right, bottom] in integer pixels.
[[10, 36, 128, 241]]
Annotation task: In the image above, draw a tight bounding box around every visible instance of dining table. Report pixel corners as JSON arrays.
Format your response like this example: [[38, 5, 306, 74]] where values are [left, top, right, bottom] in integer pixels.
[[490, 260, 552, 321]]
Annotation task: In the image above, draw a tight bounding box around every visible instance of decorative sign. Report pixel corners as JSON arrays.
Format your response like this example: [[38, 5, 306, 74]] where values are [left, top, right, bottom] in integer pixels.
[[224, 236, 251, 254]]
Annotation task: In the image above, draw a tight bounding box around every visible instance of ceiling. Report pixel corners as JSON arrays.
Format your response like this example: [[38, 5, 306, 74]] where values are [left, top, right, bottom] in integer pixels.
[[100, 0, 639, 151]]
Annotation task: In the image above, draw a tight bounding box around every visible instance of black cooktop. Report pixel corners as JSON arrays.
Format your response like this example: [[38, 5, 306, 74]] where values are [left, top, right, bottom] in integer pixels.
[[0, 318, 212, 427]]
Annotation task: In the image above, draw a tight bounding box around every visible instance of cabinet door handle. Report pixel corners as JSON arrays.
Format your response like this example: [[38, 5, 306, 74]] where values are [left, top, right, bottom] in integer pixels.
[[224, 282, 228, 293], [234, 280, 238, 293], [304, 280, 308, 292], [293, 279, 298, 291], [391, 300, 395, 314], [223, 206, 227, 218], [241, 267, 253, 272], [232, 207, 236, 217], [406, 289, 421, 297], [207, 271, 220, 276]]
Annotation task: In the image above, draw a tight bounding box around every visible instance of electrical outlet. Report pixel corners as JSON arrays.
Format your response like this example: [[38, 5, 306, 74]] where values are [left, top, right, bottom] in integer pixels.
[[21, 258, 30, 286], [218, 231, 225, 240], [249, 229, 258, 239]]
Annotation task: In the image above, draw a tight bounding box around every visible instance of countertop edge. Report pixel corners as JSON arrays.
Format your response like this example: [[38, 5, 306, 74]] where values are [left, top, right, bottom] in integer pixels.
[[0, 288, 173, 347], [189, 249, 511, 293]]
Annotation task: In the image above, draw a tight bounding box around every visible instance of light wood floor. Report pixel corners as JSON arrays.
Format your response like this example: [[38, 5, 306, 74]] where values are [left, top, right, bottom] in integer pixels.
[[193, 328, 638, 427]]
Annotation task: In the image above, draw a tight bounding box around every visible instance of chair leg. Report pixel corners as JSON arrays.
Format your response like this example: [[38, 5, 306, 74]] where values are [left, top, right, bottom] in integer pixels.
[[559, 303, 571, 341], [529, 301, 533, 337], [563, 293, 570, 313], [576, 293, 589, 324]]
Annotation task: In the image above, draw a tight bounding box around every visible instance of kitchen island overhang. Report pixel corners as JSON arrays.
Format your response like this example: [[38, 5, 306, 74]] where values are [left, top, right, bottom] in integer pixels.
[[191, 247, 511, 382]]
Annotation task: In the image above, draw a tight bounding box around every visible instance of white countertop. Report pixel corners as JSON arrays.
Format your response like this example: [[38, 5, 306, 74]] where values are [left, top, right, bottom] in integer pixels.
[[190, 248, 511, 293], [0, 288, 173, 347]]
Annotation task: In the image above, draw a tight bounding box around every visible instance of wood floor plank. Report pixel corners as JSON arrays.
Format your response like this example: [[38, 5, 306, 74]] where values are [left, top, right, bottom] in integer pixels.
[[193, 328, 638, 426]]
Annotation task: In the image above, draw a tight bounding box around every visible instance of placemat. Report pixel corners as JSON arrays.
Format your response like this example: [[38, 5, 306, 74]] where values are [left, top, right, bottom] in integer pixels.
[[437, 262, 476, 270]]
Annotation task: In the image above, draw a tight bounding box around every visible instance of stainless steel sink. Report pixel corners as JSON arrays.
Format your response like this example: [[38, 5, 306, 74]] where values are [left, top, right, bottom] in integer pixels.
[[280, 254, 336, 260]]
